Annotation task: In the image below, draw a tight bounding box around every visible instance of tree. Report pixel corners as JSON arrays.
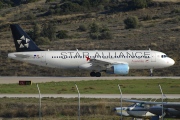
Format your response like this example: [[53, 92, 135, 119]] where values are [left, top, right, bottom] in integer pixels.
[[89, 22, 99, 33], [36, 37, 50, 45], [82, 0, 91, 10], [56, 30, 69, 39], [132, 0, 147, 9], [33, 23, 41, 41], [47, 23, 56, 40], [78, 24, 87, 32], [124, 16, 139, 29], [41, 23, 56, 41]]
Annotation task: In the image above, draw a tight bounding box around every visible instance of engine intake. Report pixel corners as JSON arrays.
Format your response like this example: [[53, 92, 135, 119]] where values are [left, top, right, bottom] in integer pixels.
[[106, 64, 129, 75]]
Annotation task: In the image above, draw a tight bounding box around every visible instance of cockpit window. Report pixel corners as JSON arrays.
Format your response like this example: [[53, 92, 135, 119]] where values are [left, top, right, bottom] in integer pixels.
[[136, 103, 144, 107], [161, 55, 168, 58]]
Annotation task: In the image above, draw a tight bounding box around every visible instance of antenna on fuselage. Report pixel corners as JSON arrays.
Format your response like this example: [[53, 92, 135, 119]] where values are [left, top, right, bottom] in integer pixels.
[[149, 48, 151, 51]]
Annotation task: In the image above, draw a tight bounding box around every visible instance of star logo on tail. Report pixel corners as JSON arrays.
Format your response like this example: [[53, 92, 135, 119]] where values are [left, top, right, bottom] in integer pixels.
[[17, 35, 30, 48]]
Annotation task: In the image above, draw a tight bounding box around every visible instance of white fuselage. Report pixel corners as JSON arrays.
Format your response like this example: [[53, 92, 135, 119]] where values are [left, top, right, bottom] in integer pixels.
[[8, 50, 175, 72]]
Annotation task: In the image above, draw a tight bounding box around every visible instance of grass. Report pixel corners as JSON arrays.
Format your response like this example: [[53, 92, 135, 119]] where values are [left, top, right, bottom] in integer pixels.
[[0, 97, 179, 120], [0, 79, 179, 94]]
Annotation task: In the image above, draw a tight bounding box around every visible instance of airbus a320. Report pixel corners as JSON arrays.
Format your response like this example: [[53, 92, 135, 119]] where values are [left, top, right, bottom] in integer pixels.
[[8, 24, 175, 77]]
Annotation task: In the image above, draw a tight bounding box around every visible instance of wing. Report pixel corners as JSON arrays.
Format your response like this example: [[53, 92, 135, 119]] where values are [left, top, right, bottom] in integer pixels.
[[89, 58, 128, 68], [123, 99, 162, 105], [124, 99, 180, 110]]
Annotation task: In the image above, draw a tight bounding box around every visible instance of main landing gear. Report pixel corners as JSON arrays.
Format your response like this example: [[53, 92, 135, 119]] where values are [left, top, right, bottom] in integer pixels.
[[150, 68, 153, 76], [90, 71, 101, 77]]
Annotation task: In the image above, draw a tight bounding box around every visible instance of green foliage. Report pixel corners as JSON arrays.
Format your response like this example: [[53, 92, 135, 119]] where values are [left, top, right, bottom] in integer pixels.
[[27, 23, 56, 45], [143, 14, 152, 21], [132, 0, 147, 9], [100, 25, 109, 32], [47, 0, 118, 15], [89, 22, 100, 33], [124, 16, 139, 29], [77, 24, 87, 32], [41, 23, 56, 41], [89, 32, 100, 40], [89, 23, 113, 40], [56, 30, 69, 39], [0, 79, 179, 94], [46, 0, 55, 3], [0, 0, 40, 8], [128, 0, 152, 10], [171, 8, 180, 13], [82, 0, 91, 10], [99, 31, 113, 40], [59, 2, 83, 14], [0, 0, 12, 9], [25, 12, 35, 20], [33, 23, 41, 41], [36, 37, 50, 45], [0, 1, 3, 9]]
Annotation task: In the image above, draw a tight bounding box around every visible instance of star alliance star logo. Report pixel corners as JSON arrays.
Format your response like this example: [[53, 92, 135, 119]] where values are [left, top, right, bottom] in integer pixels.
[[17, 35, 30, 48]]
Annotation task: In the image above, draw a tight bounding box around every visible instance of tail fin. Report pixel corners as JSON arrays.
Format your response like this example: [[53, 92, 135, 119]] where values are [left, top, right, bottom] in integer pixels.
[[10, 24, 42, 52]]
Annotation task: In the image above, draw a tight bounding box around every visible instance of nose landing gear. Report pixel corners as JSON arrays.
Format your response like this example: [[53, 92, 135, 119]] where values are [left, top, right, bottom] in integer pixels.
[[150, 69, 153, 76]]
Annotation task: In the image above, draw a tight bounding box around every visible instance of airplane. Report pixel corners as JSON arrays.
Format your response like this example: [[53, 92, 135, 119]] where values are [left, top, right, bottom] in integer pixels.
[[114, 102, 158, 119], [122, 99, 180, 119], [8, 24, 175, 77]]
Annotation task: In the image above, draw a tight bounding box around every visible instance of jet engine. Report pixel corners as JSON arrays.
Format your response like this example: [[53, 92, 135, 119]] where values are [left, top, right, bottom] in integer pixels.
[[106, 64, 129, 75]]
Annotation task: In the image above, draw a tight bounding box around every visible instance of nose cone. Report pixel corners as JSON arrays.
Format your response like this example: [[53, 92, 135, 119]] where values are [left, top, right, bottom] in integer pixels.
[[169, 58, 175, 66]]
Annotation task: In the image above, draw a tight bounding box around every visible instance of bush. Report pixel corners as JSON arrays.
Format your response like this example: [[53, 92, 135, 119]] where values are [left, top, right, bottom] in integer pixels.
[[60, 2, 83, 14], [77, 24, 87, 32], [25, 12, 36, 20], [89, 22, 113, 40], [89, 22, 100, 33], [56, 30, 69, 39], [46, 0, 55, 3], [129, 0, 152, 10], [36, 37, 50, 45], [143, 14, 152, 21], [99, 31, 113, 40], [90, 32, 100, 40], [124, 16, 139, 29], [100, 25, 109, 32], [171, 8, 180, 13], [41, 23, 56, 41]]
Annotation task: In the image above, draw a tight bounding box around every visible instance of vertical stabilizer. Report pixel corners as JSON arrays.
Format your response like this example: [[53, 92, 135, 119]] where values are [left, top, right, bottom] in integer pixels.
[[10, 24, 42, 52]]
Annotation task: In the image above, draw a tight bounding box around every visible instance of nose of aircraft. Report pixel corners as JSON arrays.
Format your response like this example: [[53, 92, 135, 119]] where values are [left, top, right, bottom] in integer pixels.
[[168, 58, 175, 66], [170, 58, 175, 65]]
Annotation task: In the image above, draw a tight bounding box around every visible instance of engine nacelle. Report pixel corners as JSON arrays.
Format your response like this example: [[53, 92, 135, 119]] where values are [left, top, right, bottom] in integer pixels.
[[106, 64, 129, 75]]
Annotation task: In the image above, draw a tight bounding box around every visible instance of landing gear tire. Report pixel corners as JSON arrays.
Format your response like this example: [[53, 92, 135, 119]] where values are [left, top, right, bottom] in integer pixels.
[[95, 72, 101, 77], [150, 69, 153, 77], [90, 72, 96, 77], [150, 73, 153, 76]]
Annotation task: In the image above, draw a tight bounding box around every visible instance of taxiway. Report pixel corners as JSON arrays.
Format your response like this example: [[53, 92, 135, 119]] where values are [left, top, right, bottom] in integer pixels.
[[0, 76, 179, 84]]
